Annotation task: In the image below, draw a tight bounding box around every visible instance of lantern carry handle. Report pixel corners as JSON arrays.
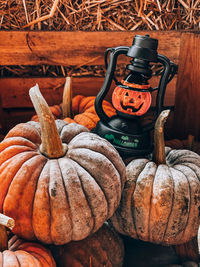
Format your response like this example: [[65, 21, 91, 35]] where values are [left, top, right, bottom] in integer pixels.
[[129, 55, 176, 133], [95, 46, 129, 124], [139, 55, 177, 133], [155, 54, 173, 115], [104, 48, 121, 86], [168, 61, 178, 83]]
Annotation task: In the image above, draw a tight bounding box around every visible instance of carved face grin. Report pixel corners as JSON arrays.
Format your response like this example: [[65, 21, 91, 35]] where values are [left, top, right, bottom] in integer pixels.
[[120, 101, 144, 113]]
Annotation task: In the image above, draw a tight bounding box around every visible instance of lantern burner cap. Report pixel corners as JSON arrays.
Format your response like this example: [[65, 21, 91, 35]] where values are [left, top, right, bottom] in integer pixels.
[[127, 58, 152, 76], [127, 34, 158, 62]]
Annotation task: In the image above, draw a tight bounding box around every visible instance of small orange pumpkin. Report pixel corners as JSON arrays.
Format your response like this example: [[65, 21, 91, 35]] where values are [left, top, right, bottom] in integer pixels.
[[31, 77, 116, 130], [65, 95, 116, 130], [0, 214, 56, 266], [54, 222, 124, 267]]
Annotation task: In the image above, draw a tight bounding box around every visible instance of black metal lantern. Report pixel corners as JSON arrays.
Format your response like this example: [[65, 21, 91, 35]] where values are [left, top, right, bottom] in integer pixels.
[[94, 34, 177, 159]]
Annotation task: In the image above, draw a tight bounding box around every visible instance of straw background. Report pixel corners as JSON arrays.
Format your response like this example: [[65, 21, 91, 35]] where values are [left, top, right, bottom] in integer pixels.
[[0, 0, 199, 77], [0, 0, 199, 31]]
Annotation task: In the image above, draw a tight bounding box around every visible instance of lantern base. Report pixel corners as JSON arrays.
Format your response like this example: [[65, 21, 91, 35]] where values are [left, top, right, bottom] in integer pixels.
[[94, 118, 153, 159]]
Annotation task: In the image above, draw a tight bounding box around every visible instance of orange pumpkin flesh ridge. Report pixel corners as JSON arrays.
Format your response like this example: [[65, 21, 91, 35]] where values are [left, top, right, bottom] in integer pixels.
[[1, 237, 56, 266], [66, 97, 116, 130], [0, 84, 125, 245]]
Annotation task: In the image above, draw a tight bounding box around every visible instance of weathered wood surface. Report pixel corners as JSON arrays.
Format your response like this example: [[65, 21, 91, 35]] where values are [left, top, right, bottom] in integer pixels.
[[0, 76, 177, 109], [0, 108, 34, 135], [171, 33, 200, 140], [0, 31, 181, 66], [0, 31, 200, 142]]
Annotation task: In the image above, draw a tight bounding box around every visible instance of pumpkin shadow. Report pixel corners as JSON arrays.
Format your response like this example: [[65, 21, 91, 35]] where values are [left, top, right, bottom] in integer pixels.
[[122, 235, 181, 267]]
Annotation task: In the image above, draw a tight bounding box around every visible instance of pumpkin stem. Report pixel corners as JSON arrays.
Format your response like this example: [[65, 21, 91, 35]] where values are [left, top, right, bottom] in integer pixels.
[[187, 134, 195, 151], [29, 84, 68, 158], [0, 214, 15, 251], [62, 76, 74, 119], [153, 109, 170, 165]]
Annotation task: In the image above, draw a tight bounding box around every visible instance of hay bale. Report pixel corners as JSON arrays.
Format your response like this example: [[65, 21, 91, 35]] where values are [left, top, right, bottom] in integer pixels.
[[0, 0, 199, 31]]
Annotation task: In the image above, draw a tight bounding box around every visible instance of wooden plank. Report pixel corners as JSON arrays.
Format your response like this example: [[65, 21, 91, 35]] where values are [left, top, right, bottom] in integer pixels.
[[0, 31, 181, 66], [171, 32, 200, 140], [0, 109, 34, 135], [0, 74, 177, 134], [0, 77, 65, 108], [0, 76, 177, 108], [150, 76, 177, 108], [0, 77, 112, 108], [0, 94, 6, 132]]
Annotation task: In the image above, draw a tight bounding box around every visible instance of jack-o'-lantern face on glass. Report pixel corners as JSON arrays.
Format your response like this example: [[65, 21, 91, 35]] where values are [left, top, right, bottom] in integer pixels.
[[112, 85, 152, 116]]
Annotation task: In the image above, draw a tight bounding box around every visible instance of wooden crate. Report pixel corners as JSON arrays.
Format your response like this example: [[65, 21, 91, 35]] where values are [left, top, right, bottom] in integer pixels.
[[0, 30, 200, 265], [0, 30, 199, 140]]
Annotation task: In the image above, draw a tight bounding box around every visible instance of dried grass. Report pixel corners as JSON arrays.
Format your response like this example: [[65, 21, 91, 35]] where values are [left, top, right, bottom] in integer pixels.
[[0, 0, 199, 31], [0, 62, 164, 78], [0, 0, 198, 78], [0, 64, 126, 78]]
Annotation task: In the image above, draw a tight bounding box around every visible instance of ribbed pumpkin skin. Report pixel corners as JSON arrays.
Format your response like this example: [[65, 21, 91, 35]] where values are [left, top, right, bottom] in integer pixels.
[[65, 95, 116, 130], [0, 235, 56, 266], [31, 104, 62, 121], [31, 95, 116, 130], [110, 148, 200, 246], [0, 120, 125, 245], [56, 223, 124, 267], [72, 95, 114, 114], [166, 139, 200, 155]]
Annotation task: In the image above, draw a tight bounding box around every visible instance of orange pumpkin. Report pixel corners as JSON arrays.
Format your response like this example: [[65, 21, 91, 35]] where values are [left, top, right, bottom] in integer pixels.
[[0, 84, 125, 245], [54, 223, 124, 267], [0, 214, 56, 266], [2, 236, 56, 266], [31, 77, 116, 130], [72, 95, 115, 115], [63, 95, 116, 130]]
